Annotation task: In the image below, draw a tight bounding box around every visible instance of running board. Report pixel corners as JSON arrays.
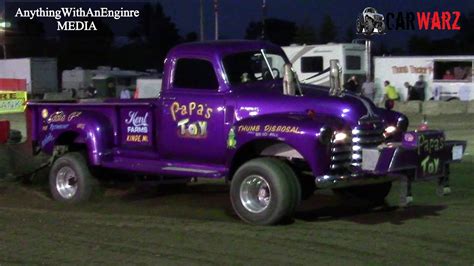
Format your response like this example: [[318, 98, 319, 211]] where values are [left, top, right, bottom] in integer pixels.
[[101, 157, 227, 178], [161, 166, 217, 174]]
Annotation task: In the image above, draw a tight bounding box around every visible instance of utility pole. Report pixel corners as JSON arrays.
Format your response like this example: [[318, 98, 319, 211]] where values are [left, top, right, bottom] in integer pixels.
[[365, 39, 372, 81], [261, 0, 267, 39], [214, 0, 219, 40], [199, 0, 204, 41]]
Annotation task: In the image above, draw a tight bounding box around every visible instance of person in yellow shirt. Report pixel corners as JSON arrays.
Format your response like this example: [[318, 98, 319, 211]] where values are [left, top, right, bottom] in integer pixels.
[[382, 80, 399, 110]]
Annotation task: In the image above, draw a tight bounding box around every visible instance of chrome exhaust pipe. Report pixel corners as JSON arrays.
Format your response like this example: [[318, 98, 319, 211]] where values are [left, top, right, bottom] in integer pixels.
[[329, 59, 343, 97]]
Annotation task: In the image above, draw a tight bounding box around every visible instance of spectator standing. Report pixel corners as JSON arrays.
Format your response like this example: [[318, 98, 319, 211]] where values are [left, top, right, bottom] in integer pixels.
[[404, 82, 419, 101], [382, 80, 399, 110], [344, 76, 359, 93], [361, 81, 375, 101], [120, 89, 132, 99], [86, 85, 97, 98], [414, 75, 426, 101]]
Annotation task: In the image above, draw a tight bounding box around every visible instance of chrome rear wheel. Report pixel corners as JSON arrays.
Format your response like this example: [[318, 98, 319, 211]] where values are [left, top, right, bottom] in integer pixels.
[[49, 152, 99, 203], [56, 166, 79, 199]]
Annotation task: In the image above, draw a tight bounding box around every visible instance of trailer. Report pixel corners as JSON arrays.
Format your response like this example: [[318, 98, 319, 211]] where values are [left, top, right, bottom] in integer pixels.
[[135, 76, 162, 99], [374, 56, 474, 101], [0, 58, 58, 96], [62, 66, 149, 98], [61, 67, 95, 91], [282, 43, 367, 86]]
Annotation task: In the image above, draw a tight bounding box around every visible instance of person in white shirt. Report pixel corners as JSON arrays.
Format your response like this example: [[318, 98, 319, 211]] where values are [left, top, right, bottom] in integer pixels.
[[361, 81, 375, 102], [120, 89, 131, 99]]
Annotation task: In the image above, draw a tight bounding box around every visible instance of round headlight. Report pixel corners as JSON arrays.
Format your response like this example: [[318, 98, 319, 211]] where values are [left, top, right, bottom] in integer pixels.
[[334, 132, 348, 143], [383, 125, 397, 138], [385, 125, 397, 134]]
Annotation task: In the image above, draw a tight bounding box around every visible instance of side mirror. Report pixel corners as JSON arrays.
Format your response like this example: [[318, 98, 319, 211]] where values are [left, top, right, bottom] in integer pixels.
[[283, 63, 296, 96], [329, 59, 344, 96]]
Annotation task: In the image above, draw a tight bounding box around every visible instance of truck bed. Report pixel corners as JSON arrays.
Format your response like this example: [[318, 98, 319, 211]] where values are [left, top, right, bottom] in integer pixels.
[[28, 99, 156, 158]]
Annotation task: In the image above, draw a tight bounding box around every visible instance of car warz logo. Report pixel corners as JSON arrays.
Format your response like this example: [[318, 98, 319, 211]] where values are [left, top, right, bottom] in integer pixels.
[[356, 7, 386, 35], [357, 7, 461, 35]]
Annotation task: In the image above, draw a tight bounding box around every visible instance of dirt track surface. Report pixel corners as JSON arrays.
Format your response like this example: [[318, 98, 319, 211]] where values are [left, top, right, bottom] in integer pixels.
[[1, 162, 474, 265]]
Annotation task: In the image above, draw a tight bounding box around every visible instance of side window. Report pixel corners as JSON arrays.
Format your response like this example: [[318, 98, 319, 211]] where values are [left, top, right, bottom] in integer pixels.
[[346, 55, 361, 70], [433, 61, 472, 82], [173, 59, 219, 90], [301, 56, 323, 73]]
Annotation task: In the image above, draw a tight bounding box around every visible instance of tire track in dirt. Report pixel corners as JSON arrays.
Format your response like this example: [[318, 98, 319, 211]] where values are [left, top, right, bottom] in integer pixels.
[[0, 207, 379, 264], [0, 206, 446, 265]]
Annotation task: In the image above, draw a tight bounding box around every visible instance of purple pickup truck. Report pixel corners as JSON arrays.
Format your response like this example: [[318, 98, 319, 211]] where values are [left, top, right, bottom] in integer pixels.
[[27, 40, 466, 225]]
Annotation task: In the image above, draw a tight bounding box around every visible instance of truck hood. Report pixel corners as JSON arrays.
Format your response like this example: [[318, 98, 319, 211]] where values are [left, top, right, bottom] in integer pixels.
[[233, 82, 380, 127]]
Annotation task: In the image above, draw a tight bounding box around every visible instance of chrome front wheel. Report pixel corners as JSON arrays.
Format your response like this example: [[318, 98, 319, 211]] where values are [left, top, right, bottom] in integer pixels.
[[230, 158, 301, 225], [240, 175, 271, 213]]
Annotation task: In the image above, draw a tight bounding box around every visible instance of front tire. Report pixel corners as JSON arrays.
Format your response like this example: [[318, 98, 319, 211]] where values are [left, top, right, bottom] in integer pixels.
[[230, 158, 301, 225], [49, 152, 99, 203]]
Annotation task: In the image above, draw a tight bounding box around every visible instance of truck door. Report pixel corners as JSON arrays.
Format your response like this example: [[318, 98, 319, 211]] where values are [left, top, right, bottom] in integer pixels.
[[159, 58, 227, 164]]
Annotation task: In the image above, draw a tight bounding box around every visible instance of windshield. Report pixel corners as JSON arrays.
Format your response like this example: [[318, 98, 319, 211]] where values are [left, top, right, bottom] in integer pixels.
[[223, 50, 287, 85]]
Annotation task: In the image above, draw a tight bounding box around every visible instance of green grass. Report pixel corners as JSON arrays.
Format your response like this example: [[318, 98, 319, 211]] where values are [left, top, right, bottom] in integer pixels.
[[0, 114, 473, 264]]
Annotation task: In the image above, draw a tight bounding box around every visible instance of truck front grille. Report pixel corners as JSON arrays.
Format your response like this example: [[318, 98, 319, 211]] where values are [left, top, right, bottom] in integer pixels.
[[330, 144, 352, 171], [351, 123, 385, 167], [329, 119, 385, 173]]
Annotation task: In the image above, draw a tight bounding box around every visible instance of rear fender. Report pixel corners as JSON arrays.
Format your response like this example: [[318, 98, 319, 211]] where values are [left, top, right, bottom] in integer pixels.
[[38, 111, 113, 165]]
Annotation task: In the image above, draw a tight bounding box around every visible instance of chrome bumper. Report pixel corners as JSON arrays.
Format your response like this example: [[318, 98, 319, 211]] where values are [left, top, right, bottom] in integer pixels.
[[315, 174, 397, 189]]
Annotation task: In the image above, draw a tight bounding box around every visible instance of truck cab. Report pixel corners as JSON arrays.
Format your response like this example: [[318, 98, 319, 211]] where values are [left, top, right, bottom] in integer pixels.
[[27, 40, 466, 225]]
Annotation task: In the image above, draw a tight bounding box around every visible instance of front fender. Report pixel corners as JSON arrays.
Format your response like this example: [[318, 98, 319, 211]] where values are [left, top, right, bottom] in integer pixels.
[[39, 110, 113, 165], [226, 113, 349, 176]]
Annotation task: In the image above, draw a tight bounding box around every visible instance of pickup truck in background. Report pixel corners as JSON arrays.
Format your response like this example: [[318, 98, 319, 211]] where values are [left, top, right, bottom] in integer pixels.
[[27, 40, 466, 225]]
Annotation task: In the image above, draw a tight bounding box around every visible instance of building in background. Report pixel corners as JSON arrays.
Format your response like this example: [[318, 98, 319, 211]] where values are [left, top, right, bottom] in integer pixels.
[[374, 56, 474, 101]]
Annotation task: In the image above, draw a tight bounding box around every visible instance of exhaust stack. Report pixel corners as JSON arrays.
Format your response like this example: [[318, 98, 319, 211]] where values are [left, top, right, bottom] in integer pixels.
[[329, 59, 343, 97], [283, 63, 296, 96]]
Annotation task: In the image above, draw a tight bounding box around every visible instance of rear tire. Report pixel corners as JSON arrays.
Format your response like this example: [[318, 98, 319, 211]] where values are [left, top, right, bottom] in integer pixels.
[[230, 158, 301, 225], [49, 152, 99, 203], [333, 182, 392, 205]]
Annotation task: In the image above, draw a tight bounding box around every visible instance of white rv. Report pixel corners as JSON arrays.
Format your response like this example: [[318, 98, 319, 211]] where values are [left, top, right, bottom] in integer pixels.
[[282, 43, 367, 86], [374, 56, 474, 101]]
